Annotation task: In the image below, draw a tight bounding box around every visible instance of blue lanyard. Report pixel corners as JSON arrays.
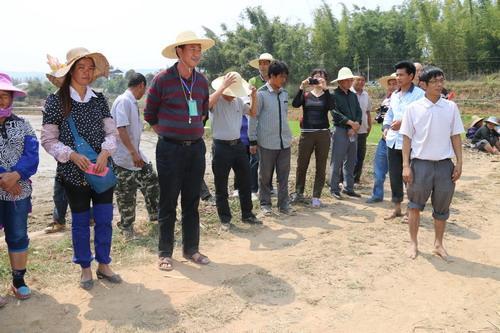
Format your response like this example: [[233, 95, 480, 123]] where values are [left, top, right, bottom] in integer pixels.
[[179, 71, 197, 100]]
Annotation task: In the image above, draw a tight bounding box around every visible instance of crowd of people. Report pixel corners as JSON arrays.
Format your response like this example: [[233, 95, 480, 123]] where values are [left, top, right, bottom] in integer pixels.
[[0, 29, 473, 306]]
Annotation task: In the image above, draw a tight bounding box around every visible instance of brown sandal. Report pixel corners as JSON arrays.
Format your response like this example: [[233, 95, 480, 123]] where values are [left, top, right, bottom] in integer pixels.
[[183, 252, 210, 265], [158, 257, 173, 271]]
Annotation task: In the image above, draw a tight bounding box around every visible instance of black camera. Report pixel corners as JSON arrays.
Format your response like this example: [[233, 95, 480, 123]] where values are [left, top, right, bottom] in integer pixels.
[[375, 105, 388, 124], [308, 78, 319, 85]]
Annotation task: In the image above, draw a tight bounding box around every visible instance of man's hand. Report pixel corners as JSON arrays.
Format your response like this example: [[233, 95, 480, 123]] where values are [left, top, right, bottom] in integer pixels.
[[131, 151, 145, 168], [222, 72, 238, 90], [451, 163, 462, 183], [390, 120, 402, 131], [350, 121, 360, 131], [402, 165, 413, 184], [250, 86, 257, 99], [249, 145, 258, 155], [383, 128, 388, 139]]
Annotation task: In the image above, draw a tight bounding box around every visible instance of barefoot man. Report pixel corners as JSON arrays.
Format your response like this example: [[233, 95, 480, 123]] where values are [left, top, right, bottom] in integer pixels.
[[400, 66, 464, 260]]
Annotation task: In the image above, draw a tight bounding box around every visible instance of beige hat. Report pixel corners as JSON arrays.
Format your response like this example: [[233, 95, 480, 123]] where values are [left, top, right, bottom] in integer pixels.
[[379, 72, 397, 90], [249, 53, 274, 69], [331, 67, 355, 83], [485, 116, 499, 126], [469, 115, 484, 128], [161, 31, 215, 59], [211, 72, 251, 98], [46, 47, 109, 88]]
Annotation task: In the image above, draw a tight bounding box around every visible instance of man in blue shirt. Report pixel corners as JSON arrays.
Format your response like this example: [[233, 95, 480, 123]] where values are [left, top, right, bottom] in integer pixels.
[[383, 61, 425, 220]]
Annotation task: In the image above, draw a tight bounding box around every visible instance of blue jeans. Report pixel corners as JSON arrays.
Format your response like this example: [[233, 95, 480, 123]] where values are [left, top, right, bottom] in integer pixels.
[[371, 138, 389, 200], [0, 197, 30, 252]]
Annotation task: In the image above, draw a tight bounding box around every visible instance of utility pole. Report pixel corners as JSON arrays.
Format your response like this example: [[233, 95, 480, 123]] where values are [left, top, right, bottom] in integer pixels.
[[367, 57, 370, 82]]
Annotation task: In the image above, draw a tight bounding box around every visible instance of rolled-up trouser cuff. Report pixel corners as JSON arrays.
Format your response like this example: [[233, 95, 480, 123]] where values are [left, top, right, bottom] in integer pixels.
[[432, 210, 450, 221], [408, 201, 425, 211]]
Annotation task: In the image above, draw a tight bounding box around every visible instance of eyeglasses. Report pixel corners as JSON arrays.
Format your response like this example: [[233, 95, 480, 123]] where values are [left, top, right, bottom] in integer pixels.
[[428, 78, 446, 84]]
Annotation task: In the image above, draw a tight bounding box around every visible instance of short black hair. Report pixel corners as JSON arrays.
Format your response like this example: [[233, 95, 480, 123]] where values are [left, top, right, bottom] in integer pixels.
[[354, 72, 366, 80], [394, 61, 416, 78], [310, 68, 328, 81], [268, 61, 289, 77], [418, 66, 445, 83], [128, 73, 147, 88]]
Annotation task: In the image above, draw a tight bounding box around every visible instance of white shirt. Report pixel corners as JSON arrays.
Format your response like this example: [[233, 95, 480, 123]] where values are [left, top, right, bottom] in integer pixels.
[[70, 86, 97, 103], [210, 96, 250, 140], [111, 90, 148, 170], [351, 88, 372, 134], [400, 96, 464, 161]]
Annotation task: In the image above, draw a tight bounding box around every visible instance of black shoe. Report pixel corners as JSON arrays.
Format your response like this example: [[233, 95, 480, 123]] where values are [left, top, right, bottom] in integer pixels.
[[290, 192, 305, 204], [242, 216, 262, 225], [342, 190, 361, 198], [331, 191, 342, 200]]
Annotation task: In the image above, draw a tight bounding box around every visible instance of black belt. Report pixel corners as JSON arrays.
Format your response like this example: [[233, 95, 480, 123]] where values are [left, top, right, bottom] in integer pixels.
[[161, 136, 202, 146], [213, 139, 241, 146]]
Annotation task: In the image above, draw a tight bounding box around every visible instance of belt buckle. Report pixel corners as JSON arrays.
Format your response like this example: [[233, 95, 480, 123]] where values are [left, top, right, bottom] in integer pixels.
[[184, 141, 192, 146], [229, 140, 237, 146]]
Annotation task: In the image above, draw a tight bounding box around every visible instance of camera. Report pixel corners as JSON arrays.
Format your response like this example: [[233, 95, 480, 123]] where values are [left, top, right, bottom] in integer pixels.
[[375, 105, 388, 124], [308, 77, 319, 85]]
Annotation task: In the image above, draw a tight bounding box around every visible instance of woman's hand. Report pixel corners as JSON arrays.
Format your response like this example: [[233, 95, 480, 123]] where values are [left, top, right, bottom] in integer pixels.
[[95, 150, 111, 174], [70, 152, 91, 172], [0, 172, 21, 190], [318, 77, 327, 90], [299, 78, 310, 90]]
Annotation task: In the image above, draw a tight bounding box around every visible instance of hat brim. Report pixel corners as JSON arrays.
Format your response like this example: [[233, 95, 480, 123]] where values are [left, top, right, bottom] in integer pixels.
[[0, 85, 27, 98], [379, 75, 397, 90], [470, 117, 484, 127], [249, 57, 274, 69], [162, 39, 215, 59], [486, 120, 500, 126], [331, 75, 355, 83], [211, 76, 251, 98], [46, 52, 109, 88]]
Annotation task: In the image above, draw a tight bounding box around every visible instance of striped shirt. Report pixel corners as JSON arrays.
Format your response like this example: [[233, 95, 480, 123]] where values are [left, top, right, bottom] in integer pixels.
[[248, 83, 292, 150], [144, 63, 209, 140]]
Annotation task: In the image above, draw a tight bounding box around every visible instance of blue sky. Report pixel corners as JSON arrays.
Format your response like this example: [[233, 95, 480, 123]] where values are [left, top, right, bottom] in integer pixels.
[[3, 0, 401, 72]]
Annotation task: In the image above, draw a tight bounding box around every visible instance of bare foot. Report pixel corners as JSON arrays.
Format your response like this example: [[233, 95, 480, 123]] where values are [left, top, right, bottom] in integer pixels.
[[384, 211, 403, 220], [433, 245, 449, 261], [407, 243, 418, 259]]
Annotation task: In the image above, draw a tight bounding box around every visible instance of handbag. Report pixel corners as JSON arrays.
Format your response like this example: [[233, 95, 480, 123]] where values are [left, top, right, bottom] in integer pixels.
[[67, 116, 116, 193]]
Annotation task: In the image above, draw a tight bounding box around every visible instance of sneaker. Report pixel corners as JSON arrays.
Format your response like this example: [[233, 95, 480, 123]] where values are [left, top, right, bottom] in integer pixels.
[[342, 190, 361, 198], [251, 192, 259, 201], [290, 192, 305, 204], [311, 197, 321, 208], [231, 190, 239, 198], [220, 222, 231, 231], [366, 197, 382, 204], [120, 228, 135, 240], [242, 215, 262, 225], [261, 206, 273, 216], [44, 222, 66, 234], [279, 207, 297, 216], [331, 191, 342, 200]]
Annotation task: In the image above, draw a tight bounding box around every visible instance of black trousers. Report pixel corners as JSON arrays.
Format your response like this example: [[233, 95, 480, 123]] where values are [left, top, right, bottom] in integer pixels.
[[156, 139, 205, 258], [387, 147, 404, 203], [354, 133, 368, 183], [212, 141, 253, 223]]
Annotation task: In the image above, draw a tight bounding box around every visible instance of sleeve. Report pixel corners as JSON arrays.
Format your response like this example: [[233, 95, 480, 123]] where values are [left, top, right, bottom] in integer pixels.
[[202, 80, 209, 120], [113, 98, 131, 128], [399, 105, 414, 138], [367, 95, 373, 114], [450, 102, 465, 136], [248, 91, 263, 144], [383, 101, 394, 130], [354, 97, 363, 124], [41, 124, 74, 162], [325, 90, 335, 111], [472, 126, 486, 143], [11, 121, 39, 180], [102, 118, 118, 153], [144, 73, 162, 126], [241, 98, 251, 115], [292, 89, 304, 108]]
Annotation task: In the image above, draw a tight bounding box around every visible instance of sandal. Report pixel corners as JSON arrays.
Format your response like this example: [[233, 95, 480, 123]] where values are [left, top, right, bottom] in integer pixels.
[[11, 284, 31, 300], [183, 252, 210, 265], [0, 296, 7, 307], [158, 257, 173, 271]]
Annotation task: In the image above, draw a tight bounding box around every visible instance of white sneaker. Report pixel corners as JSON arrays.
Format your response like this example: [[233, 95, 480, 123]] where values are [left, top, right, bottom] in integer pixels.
[[231, 190, 239, 198], [311, 197, 321, 208], [251, 192, 259, 201]]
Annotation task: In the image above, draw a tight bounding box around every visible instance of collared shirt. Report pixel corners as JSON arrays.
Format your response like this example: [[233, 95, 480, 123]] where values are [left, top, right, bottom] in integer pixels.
[[400, 97, 464, 161], [331, 87, 362, 128], [248, 82, 292, 150], [210, 97, 250, 140], [111, 89, 148, 171], [144, 62, 209, 140], [70, 86, 97, 103], [351, 88, 372, 134], [383, 84, 425, 149]]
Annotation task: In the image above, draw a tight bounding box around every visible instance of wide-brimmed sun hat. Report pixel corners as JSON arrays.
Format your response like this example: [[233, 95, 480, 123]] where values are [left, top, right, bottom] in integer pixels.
[[331, 67, 356, 83], [46, 47, 109, 88], [0, 73, 27, 98], [249, 53, 274, 69], [485, 116, 499, 126], [161, 31, 215, 59], [379, 72, 397, 90], [469, 115, 484, 128], [211, 72, 251, 98]]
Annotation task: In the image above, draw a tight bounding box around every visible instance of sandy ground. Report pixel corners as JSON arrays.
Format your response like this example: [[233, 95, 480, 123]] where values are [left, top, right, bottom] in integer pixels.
[[1, 114, 500, 332]]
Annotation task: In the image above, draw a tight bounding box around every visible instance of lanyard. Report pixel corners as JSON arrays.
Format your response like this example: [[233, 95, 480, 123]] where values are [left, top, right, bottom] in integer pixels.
[[179, 70, 197, 100]]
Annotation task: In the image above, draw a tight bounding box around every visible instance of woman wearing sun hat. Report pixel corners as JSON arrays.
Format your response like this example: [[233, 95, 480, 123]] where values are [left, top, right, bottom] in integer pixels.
[[41, 47, 121, 290], [472, 116, 500, 154], [0, 73, 39, 304]]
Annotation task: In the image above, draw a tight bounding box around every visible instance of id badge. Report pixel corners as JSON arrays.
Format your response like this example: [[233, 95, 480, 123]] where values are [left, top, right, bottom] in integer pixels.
[[188, 100, 198, 117]]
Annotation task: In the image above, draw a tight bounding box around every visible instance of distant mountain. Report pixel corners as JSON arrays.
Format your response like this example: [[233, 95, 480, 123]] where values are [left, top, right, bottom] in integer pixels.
[[7, 71, 47, 81]]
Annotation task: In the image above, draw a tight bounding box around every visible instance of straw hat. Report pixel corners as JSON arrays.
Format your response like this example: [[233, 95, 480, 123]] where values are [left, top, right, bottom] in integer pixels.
[[249, 53, 274, 69], [0, 73, 27, 98], [331, 67, 356, 83], [379, 72, 397, 90], [161, 31, 215, 59], [469, 115, 484, 128], [211, 72, 251, 98], [485, 116, 499, 126], [46, 47, 109, 88]]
